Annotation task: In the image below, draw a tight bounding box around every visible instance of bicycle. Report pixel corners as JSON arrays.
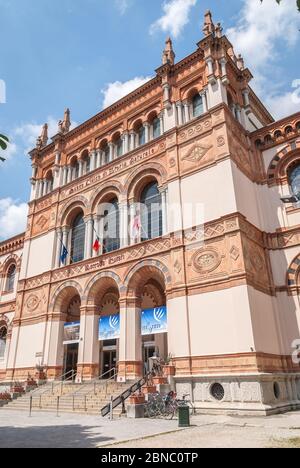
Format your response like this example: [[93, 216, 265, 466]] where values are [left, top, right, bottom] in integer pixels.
[[144, 392, 175, 420], [166, 392, 196, 417]]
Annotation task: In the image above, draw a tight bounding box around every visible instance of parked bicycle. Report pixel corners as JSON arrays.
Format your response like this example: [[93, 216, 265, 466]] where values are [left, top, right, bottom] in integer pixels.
[[144, 391, 195, 420]]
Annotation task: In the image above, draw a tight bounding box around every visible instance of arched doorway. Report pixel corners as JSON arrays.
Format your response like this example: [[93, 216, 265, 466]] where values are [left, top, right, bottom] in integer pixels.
[[123, 263, 169, 379], [141, 279, 167, 373], [86, 275, 121, 379], [63, 294, 81, 376]]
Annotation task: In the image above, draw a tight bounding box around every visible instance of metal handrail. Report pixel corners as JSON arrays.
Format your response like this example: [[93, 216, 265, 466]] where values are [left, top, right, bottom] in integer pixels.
[[71, 368, 117, 398], [51, 369, 77, 395], [101, 372, 152, 417], [28, 369, 76, 399]]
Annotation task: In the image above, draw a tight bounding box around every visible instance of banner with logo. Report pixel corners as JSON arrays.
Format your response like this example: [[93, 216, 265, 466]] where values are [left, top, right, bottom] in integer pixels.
[[141, 306, 167, 336], [99, 314, 120, 341], [63, 322, 80, 345]]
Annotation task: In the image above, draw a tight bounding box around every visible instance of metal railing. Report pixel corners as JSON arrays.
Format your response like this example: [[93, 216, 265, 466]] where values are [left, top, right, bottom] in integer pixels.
[[101, 372, 152, 418]]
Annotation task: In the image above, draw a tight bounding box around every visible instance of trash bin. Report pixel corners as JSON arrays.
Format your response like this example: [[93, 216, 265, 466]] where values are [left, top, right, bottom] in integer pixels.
[[178, 405, 190, 428]]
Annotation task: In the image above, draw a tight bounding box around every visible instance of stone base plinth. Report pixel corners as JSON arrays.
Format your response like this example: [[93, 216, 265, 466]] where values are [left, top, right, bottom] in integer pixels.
[[174, 372, 300, 416]]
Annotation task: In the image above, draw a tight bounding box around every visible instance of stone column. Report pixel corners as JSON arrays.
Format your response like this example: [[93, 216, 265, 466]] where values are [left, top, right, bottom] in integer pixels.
[[90, 150, 96, 172], [118, 298, 143, 381], [55, 228, 62, 269], [144, 123, 150, 144], [120, 202, 129, 248], [176, 102, 183, 126], [160, 187, 168, 235], [93, 215, 101, 258], [159, 114, 164, 135], [67, 166, 72, 184], [123, 132, 129, 154], [77, 306, 100, 382], [129, 201, 136, 246], [84, 216, 94, 260], [61, 227, 69, 265], [30, 180, 36, 201], [183, 102, 190, 123], [130, 132, 135, 152], [95, 150, 101, 168], [109, 143, 114, 163], [200, 91, 208, 113], [62, 167, 68, 186]]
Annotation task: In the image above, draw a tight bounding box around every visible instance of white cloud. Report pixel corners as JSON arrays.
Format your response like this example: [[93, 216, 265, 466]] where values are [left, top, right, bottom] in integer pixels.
[[114, 0, 130, 15], [4, 116, 77, 163], [226, 0, 299, 120], [0, 198, 28, 240], [101, 76, 151, 108], [150, 0, 197, 38], [227, 0, 298, 72]]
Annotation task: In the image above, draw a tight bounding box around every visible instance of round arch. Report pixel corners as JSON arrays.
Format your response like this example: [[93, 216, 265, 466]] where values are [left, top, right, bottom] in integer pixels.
[[58, 196, 89, 226], [90, 181, 124, 213], [50, 281, 83, 314], [124, 259, 172, 298], [267, 140, 300, 183], [125, 162, 167, 202], [83, 271, 123, 307]]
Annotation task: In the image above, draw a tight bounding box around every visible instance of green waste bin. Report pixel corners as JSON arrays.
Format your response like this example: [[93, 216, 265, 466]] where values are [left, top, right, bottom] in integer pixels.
[[178, 405, 190, 428]]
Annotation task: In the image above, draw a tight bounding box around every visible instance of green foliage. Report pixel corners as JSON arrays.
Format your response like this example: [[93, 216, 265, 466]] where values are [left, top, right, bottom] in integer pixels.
[[0, 134, 9, 162], [260, 0, 300, 12], [0, 134, 9, 150]]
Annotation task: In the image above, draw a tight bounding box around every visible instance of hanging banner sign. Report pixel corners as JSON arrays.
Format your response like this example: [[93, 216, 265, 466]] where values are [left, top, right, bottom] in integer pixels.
[[99, 314, 120, 341], [63, 322, 80, 345], [141, 306, 167, 336]]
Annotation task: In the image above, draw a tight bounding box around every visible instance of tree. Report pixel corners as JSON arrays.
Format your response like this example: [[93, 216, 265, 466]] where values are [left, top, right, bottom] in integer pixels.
[[260, 0, 300, 12], [0, 134, 9, 162]]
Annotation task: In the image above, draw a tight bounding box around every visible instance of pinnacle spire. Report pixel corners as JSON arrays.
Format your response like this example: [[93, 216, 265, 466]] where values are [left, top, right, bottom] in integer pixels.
[[203, 10, 215, 37], [36, 123, 48, 149], [162, 37, 175, 65], [58, 108, 71, 134]]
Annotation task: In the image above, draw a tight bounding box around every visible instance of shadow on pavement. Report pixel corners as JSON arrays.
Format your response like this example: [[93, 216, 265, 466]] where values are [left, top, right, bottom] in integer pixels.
[[0, 424, 114, 448]]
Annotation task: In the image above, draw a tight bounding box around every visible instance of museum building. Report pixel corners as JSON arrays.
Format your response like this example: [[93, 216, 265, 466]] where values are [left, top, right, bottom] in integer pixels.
[[1, 12, 300, 414]]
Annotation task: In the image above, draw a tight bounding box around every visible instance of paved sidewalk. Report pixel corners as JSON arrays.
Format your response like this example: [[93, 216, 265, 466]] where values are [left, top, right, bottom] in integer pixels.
[[1, 409, 300, 448], [0, 410, 178, 448]]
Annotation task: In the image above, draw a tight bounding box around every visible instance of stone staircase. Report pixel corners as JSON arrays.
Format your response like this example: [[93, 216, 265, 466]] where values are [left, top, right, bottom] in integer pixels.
[[2, 380, 130, 417]]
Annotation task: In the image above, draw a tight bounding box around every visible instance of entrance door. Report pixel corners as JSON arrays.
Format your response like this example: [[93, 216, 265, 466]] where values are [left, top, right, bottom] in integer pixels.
[[143, 342, 156, 374], [102, 350, 117, 378], [64, 343, 78, 377]]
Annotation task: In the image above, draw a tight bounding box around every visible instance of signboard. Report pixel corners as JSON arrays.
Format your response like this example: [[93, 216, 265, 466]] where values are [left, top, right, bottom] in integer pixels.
[[141, 306, 167, 336], [63, 322, 80, 345], [99, 314, 120, 341]]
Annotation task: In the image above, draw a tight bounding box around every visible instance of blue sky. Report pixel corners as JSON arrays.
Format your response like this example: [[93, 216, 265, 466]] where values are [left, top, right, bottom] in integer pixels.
[[0, 0, 299, 240]]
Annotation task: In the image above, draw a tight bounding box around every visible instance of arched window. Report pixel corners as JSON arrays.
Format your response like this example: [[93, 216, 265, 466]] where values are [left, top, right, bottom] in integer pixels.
[[103, 199, 120, 254], [138, 126, 146, 146], [116, 138, 123, 158], [84, 156, 90, 174], [192, 94, 204, 118], [103, 144, 110, 165], [289, 164, 300, 196], [70, 213, 85, 264], [0, 325, 7, 360], [140, 182, 162, 241], [74, 160, 80, 179], [5, 264, 16, 292], [153, 118, 161, 139]]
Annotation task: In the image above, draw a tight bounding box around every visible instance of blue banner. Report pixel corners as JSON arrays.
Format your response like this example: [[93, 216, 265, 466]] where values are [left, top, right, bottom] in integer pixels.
[[99, 314, 120, 341], [141, 306, 167, 336]]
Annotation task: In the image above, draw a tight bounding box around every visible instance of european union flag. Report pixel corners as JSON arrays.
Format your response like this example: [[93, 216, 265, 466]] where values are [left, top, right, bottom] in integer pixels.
[[60, 245, 68, 265]]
